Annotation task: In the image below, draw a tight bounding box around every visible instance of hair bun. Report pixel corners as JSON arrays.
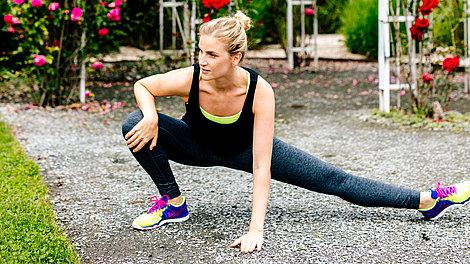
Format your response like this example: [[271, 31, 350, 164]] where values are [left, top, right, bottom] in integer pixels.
[[234, 11, 252, 32]]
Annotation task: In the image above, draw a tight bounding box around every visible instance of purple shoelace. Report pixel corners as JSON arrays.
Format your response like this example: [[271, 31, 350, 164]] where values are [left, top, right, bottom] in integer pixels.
[[434, 182, 456, 199], [148, 195, 170, 214]]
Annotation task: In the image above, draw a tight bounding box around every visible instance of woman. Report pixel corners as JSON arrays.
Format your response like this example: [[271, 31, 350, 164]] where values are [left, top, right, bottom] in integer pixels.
[[122, 12, 470, 253]]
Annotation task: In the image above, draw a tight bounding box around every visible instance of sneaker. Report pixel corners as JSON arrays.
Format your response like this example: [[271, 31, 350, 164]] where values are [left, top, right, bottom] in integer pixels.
[[419, 181, 470, 220], [132, 195, 189, 230]]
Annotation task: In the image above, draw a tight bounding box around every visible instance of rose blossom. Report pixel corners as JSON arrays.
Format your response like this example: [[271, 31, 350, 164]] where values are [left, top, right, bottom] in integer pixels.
[[98, 27, 109, 36], [108, 0, 122, 8], [4, 15, 13, 24], [305, 8, 315, 16], [7, 26, 15, 33], [202, 13, 211, 23], [33, 54, 46, 67], [48, 2, 60, 11], [419, 0, 439, 16], [410, 24, 423, 41], [71, 7, 83, 22], [415, 18, 429, 30], [107, 8, 121, 21], [422, 73, 434, 83], [13, 0, 25, 4], [92, 61, 104, 71], [31, 0, 43, 8], [442, 56, 460, 72]]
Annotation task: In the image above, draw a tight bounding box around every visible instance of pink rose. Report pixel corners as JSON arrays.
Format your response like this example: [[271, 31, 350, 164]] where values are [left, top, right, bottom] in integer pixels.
[[92, 61, 104, 71], [100, 1, 107, 7], [13, 0, 25, 4], [107, 7, 121, 22], [305, 8, 315, 16], [30, 0, 43, 8], [33, 54, 47, 67], [64, 10, 70, 15], [7, 26, 15, 33], [4, 15, 13, 24], [71, 7, 83, 22], [48, 2, 60, 11], [85, 90, 94, 97], [108, 0, 122, 8], [98, 27, 109, 36]]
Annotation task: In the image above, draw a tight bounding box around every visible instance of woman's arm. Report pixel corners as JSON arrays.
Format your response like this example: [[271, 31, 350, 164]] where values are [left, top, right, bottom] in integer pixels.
[[125, 66, 194, 152], [231, 76, 275, 253]]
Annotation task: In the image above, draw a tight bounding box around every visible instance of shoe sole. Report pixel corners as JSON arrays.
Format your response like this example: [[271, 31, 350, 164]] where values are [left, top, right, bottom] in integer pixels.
[[428, 199, 470, 220], [132, 215, 190, 230]]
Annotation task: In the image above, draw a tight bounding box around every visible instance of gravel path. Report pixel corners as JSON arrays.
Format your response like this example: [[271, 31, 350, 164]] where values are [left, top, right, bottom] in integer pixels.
[[1, 92, 469, 263]]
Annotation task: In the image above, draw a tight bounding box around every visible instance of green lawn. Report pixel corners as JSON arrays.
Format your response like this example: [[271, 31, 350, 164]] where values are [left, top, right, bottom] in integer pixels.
[[0, 121, 80, 263]]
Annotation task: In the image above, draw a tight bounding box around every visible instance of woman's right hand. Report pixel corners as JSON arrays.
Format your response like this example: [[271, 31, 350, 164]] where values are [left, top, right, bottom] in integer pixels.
[[125, 115, 159, 152]]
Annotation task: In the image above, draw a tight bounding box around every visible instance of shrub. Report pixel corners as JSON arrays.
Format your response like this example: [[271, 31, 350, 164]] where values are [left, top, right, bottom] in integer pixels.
[[340, 0, 378, 59], [1, 0, 126, 106]]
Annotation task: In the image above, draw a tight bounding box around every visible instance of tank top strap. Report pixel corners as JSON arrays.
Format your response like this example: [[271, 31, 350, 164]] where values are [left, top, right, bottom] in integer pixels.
[[188, 63, 200, 107], [241, 67, 259, 114]]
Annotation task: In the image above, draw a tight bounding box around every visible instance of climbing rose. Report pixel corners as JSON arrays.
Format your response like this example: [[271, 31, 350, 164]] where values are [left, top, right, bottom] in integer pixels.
[[48, 2, 59, 11], [98, 27, 109, 36], [305, 8, 314, 16], [30, 0, 43, 8], [33, 54, 46, 67], [107, 8, 121, 21], [13, 0, 25, 4], [415, 18, 429, 30], [442, 56, 460, 72], [92, 61, 104, 71], [422, 73, 434, 83], [419, 0, 439, 16], [71, 7, 83, 22], [7, 26, 15, 33], [410, 24, 423, 41], [4, 15, 13, 24]]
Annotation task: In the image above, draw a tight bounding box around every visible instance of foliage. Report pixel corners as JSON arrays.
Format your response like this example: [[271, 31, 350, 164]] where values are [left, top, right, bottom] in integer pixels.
[[316, 0, 347, 34], [432, 0, 465, 49], [0, 121, 80, 263], [1, 0, 126, 106], [341, 0, 378, 59], [372, 108, 470, 132]]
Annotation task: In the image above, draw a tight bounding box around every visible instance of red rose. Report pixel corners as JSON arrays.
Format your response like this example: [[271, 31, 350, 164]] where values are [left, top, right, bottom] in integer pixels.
[[202, 0, 230, 10], [442, 56, 460, 72], [410, 24, 423, 41], [415, 18, 429, 30], [422, 73, 434, 83], [202, 13, 211, 23], [419, 0, 439, 16], [202, 0, 211, 9], [98, 27, 109, 36]]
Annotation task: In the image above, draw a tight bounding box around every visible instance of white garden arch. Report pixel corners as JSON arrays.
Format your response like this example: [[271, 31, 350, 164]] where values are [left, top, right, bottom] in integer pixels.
[[378, 0, 470, 112]]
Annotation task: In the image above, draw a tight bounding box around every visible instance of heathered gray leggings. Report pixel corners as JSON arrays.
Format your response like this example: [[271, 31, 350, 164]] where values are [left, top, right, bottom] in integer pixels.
[[122, 110, 420, 209]]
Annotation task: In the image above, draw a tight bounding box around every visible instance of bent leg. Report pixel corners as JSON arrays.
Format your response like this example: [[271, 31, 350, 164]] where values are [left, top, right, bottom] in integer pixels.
[[223, 138, 420, 209], [122, 110, 219, 198]]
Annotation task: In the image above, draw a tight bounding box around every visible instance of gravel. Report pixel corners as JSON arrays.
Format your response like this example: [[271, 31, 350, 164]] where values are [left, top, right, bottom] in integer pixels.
[[1, 88, 469, 263]]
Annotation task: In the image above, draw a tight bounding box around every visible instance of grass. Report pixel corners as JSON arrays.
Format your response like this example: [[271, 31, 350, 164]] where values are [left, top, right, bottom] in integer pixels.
[[371, 109, 470, 132], [0, 121, 80, 263]]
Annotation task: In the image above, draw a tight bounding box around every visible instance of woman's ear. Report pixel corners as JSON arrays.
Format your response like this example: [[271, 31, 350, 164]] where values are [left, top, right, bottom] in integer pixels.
[[231, 52, 242, 66]]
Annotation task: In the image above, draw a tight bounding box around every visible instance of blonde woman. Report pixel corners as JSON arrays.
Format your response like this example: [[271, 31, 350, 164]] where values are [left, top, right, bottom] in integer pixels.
[[122, 11, 470, 253]]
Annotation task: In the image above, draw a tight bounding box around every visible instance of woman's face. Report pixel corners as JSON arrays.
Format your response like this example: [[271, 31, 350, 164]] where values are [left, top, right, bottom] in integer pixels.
[[198, 34, 238, 80]]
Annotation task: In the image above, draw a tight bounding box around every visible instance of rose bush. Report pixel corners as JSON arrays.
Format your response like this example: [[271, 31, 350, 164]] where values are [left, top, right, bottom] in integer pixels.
[[405, 0, 461, 118], [1, 0, 126, 106]]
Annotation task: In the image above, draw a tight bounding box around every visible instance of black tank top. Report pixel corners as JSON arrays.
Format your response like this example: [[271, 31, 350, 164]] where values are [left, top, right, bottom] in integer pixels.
[[181, 63, 259, 155]]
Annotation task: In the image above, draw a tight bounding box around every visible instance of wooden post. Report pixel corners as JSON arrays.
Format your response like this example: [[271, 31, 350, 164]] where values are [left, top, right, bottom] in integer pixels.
[[159, 0, 164, 51], [287, 0, 294, 69]]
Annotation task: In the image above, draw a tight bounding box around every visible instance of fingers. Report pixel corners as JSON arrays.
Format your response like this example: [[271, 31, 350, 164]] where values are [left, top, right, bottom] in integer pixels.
[[149, 131, 158, 150], [230, 238, 241, 248]]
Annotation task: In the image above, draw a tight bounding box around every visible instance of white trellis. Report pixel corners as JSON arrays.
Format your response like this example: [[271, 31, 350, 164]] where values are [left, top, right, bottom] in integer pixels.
[[286, 0, 319, 69], [379, 0, 470, 112]]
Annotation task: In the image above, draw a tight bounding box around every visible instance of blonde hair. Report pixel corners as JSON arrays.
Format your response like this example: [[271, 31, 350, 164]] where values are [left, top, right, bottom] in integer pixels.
[[199, 11, 252, 61]]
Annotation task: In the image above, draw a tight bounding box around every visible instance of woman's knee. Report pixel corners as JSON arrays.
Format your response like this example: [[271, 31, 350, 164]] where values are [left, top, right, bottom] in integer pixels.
[[121, 109, 144, 137]]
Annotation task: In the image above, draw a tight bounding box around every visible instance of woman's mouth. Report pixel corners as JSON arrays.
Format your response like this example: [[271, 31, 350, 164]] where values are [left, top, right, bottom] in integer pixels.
[[201, 68, 210, 74]]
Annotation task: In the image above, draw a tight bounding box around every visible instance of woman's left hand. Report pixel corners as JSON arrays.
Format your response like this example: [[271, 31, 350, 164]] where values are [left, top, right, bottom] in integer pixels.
[[230, 229, 264, 253]]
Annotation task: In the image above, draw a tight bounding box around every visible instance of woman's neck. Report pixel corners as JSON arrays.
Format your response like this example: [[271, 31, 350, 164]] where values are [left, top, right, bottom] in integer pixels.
[[208, 66, 244, 92]]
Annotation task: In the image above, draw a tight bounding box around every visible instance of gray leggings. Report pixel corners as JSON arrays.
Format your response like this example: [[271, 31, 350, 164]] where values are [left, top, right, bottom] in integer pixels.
[[122, 110, 420, 209]]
